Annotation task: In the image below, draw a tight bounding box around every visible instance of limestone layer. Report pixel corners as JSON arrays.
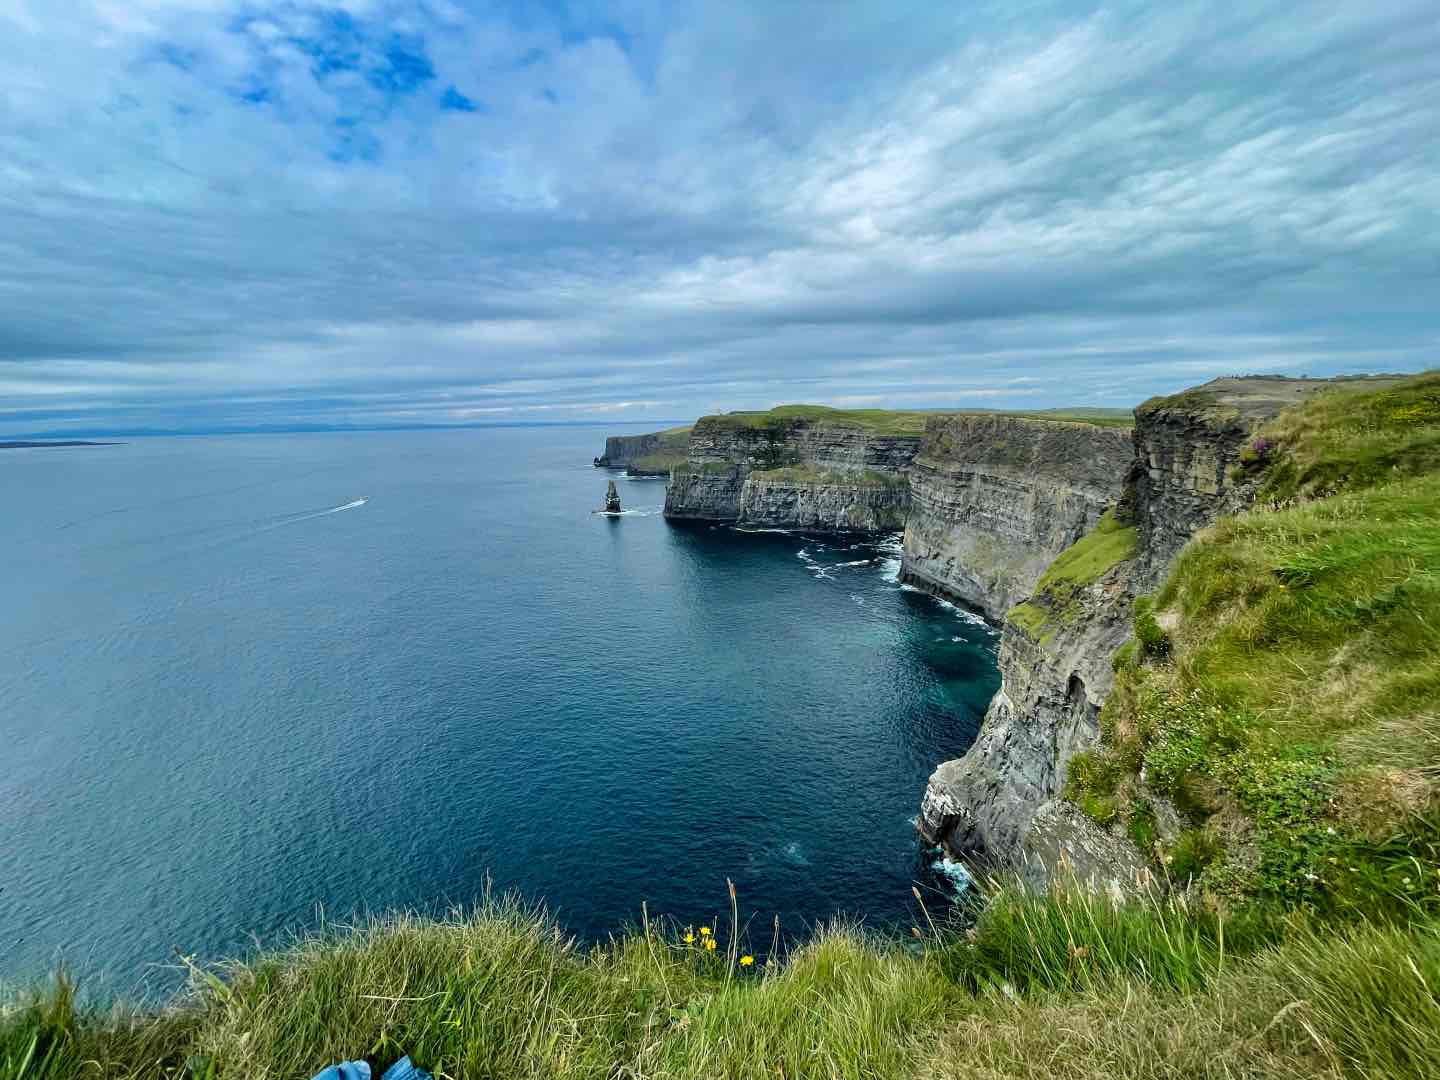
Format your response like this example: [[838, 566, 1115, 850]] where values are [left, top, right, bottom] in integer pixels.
[[898, 416, 1133, 620]]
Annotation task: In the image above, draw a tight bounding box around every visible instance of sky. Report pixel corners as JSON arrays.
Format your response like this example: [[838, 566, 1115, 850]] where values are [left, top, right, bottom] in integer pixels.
[[1, 0, 1437, 435]]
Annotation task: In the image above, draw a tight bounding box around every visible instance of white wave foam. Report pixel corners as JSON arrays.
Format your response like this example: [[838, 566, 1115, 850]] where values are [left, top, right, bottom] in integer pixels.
[[931, 856, 974, 894], [796, 547, 838, 580], [782, 841, 810, 866]]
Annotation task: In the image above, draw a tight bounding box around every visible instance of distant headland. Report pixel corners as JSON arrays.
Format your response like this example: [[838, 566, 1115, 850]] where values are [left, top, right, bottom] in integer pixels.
[[0, 440, 117, 449]]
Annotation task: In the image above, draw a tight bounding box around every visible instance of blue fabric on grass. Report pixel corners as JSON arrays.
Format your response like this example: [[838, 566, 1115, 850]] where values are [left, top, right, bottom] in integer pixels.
[[310, 1064, 369, 1080], [381, 1058, 429, 1080], [310, 1057, 430, 1080]]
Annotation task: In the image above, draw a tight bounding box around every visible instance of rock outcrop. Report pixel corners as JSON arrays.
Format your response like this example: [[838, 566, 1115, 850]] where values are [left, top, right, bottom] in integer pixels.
[[662, 409, 924, 532], [604, 480, 621, 514], [919, 377, 1349, 884], [899, 416, 1133, 621], [595, 426, 692, 475]]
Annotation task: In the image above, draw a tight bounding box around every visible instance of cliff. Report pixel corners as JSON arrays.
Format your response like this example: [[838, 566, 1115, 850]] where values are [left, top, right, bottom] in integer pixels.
[[899, 415, 1133, 621], [917, 375, 1416, 892], [662, 406, 926, 531], [595, 426, 692, 475]]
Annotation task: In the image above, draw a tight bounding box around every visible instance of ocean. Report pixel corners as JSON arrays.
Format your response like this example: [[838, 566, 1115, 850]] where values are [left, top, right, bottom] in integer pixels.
[[0, 428, 997, 995]]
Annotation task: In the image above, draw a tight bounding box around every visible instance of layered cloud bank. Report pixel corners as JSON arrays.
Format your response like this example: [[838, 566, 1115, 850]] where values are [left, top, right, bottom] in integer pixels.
[[2, 0, 1437, 434]]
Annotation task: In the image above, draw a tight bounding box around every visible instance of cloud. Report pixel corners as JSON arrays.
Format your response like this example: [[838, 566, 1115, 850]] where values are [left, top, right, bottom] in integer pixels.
[[0, 0, 1436, 434]]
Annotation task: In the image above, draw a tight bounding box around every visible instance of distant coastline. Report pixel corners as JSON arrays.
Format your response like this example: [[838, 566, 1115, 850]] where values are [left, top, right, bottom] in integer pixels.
[[0, 440, 117, 449]]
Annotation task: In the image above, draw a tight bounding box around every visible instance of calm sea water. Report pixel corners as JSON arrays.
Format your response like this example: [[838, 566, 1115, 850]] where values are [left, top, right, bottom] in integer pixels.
[[0, 428, 997, 995]]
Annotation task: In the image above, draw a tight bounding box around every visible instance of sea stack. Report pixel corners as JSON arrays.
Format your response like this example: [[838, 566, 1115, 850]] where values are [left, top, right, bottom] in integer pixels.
[[604, 479, 621, 514]]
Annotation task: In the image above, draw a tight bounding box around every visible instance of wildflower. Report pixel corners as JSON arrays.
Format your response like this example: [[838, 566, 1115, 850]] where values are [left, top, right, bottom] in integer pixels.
[[699, 926, 711, 937], [740, 955, 754, 967], [683, 932, 695, 944], [704, 938, 717, 952]]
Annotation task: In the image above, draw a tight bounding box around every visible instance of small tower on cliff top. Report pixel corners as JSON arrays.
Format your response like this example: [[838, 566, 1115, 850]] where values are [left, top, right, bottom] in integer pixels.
[[604, 479, 622, 514]]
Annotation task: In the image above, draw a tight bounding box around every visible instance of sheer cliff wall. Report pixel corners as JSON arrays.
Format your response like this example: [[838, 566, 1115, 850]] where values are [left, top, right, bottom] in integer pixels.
[[898, 416, 1133, 621], [918, 377, 1348, 890]]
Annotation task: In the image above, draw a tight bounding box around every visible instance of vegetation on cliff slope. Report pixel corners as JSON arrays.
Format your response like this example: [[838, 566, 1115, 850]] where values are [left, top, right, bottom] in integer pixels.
[[1008, 510, 1138, 647], [704, 405, 934, 436], [703, 404, 1132, 437], [7, 885, 1440, 1080], [1072, 372, 1440, 915], [614, 426, 692, 474]]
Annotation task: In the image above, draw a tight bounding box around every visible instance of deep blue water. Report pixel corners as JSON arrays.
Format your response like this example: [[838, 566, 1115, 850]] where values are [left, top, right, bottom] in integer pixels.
[[0, 428, 997, 995]]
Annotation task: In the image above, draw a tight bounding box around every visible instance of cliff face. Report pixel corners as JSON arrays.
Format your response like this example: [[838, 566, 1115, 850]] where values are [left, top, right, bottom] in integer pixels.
[[598, 432, 665, 466], [596, 426, 692, 475], [899, 416, 1133, 620], [919, 377, 1343, 887], [663, 412, 923, 530], [737, 474, 908, 532]]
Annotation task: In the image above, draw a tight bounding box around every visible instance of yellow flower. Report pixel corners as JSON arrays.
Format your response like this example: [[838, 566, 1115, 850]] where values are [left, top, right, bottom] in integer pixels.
[[739, 955, 754, 967], [683, 932, 695, 944], [699, 926, 711, 936], [704, 938, 717, 951]]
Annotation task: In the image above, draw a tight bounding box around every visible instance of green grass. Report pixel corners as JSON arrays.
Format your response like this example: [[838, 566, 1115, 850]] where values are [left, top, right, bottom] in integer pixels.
[[1081, 371, 1440, 913], [1136, 388, 1224, 416], [1251, 371, 1440, 503], [1006, 600, 1054, 645], [703, 405, 933, 436], [703, 405, 1133, 436], [1034, 511, 1138, 604], [628, 452, 687, 475], [1005, 511, 1138, 647], [8, 886, 1440, 1080], [992, 409, 1135, 429]]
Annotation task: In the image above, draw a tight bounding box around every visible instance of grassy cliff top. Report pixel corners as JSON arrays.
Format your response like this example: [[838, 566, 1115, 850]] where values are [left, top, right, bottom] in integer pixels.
[[1071, 370, 1440, 916], [964, 407, 1135, 429], [1137, 373, 1413, 423], [701, 405, 1133, 435], [702, 405, 934, 435]]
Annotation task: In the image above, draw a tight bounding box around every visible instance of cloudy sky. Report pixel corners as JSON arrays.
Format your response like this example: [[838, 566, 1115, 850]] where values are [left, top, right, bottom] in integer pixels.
[[1, 0, 1437, 434]]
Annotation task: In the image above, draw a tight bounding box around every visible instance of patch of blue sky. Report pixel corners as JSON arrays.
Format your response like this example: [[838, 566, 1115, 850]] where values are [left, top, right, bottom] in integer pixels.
[[328, 117, 382, 164], [367, 38, 435, 94], [441, 86, 482, 112]]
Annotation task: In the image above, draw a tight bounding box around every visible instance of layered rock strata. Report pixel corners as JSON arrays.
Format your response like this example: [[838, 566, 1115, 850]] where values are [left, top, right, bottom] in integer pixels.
[[899, 416, 1133, 621], [663, 415, 922, 532], [919, 377, 1346, 886]]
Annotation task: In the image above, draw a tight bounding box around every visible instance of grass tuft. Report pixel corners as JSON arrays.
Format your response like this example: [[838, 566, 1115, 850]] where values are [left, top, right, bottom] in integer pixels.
[[7, 887, 1440, 1078]]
